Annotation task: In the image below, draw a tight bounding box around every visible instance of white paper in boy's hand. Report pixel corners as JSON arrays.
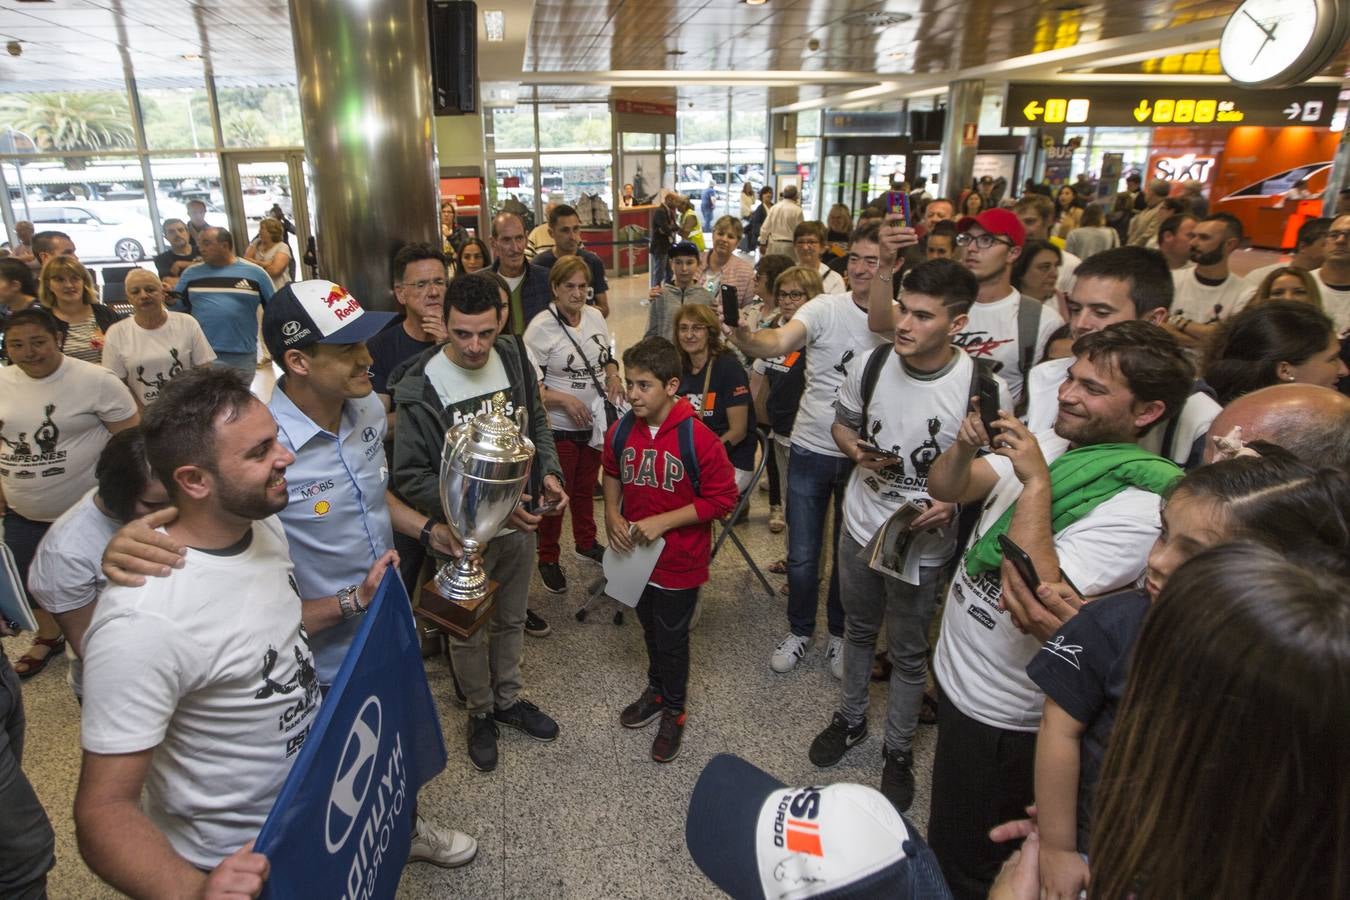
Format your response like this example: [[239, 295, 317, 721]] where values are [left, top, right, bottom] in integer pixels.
[[602, 532, 666, 607]]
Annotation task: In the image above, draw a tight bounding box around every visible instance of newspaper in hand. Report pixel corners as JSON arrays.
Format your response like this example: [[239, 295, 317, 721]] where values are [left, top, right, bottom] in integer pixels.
[[862, 501, 926, 585]]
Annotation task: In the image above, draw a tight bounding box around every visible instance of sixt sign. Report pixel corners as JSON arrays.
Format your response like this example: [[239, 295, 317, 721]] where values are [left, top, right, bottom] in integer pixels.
[[255, 571, 446, 900], [1004, 83, 1339, 128]]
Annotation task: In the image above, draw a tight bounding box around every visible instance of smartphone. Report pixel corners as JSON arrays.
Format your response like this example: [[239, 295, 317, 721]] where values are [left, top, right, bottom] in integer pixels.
[[997, 534, 1042, 591], [720, 283, 740, 328], [977, 368, 1002, 437], [885, 191, 911, 226], [857, 439, 901, 460]]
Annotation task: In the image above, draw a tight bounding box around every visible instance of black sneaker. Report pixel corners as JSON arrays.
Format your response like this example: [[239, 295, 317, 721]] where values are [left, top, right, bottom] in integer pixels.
[[651, 709, 686, 763], [493, 698, 559, 742], [573, 543, 607, 566], [467, 713, 498, 772], [620, 688, 664, 728], [525, 608, 551, 637], [808, 712, 868, 768], [538, 563, 567, 594], [880, 746, 916, 812]]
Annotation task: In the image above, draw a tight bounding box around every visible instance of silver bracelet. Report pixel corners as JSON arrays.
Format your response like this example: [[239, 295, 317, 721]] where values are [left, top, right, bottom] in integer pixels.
[[337, 584, 363, 620]]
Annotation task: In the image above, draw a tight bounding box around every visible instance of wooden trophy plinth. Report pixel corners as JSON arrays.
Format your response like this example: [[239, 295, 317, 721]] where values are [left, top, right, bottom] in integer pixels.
[[415, 580, 500, 640]]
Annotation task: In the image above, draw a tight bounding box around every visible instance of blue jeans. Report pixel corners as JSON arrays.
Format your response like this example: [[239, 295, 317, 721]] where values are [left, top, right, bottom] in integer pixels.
[[785, 445, 851, 638], [649, 251, 669, 287]]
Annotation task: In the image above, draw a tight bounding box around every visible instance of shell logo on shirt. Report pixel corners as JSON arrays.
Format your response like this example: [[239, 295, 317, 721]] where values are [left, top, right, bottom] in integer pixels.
[[314, 500, 331, 516]]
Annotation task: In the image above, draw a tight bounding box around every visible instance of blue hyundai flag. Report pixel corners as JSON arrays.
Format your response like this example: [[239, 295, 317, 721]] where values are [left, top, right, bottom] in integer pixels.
[[256, 569, 446, 899]]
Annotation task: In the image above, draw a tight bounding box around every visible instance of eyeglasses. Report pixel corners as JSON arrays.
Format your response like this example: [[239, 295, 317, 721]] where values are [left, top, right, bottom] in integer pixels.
[[777, 290, 809, 301], [402, 278, 447, 292], [956, 232, 1013, 250], [677, 324, 709, 333]]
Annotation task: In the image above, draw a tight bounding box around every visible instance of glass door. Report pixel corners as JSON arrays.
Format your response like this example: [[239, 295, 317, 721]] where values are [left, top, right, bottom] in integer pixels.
[[220, 150, 311, 279]]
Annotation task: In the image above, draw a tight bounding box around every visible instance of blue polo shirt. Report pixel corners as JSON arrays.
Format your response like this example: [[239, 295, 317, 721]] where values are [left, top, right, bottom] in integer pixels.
[[269, 381, 394, 683]]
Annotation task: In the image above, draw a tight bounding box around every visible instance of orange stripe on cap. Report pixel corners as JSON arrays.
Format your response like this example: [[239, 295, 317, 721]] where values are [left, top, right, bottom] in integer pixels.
[[786, 822, 823, 856]]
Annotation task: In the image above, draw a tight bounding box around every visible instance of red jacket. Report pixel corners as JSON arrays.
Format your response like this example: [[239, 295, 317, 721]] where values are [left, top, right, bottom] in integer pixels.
[[602, 398, 739, 589]]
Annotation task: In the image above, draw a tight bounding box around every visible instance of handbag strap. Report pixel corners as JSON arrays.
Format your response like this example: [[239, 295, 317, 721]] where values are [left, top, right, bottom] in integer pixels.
[[548, 305, 611, 403], [699, 355, 714, 413]]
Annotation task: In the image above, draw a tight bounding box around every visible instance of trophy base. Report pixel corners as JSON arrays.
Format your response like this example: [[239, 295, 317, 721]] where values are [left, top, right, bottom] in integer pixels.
[[415, 579, 500, 640]]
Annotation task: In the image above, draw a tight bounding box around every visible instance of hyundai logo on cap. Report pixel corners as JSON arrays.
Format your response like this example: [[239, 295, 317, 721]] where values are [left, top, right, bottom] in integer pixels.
[[325, 695, 382, 853], [282, 320, 302, 337]]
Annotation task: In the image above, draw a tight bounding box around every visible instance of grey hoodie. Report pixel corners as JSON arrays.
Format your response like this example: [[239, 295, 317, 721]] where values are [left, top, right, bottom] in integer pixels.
[[644, 281, 715, 343]]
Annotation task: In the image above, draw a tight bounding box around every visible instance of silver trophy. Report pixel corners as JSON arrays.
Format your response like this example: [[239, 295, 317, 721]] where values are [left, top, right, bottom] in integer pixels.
[[432, 391, 536, 604]]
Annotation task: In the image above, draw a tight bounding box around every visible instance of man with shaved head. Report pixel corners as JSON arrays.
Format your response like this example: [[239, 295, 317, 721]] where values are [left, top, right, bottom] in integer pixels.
[[489, 210, 551, 335], [1203, 383, 1350, 468]]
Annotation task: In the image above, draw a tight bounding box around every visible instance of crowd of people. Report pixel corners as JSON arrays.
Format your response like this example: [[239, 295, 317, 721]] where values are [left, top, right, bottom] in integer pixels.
[[2, 171, 1349, 899]]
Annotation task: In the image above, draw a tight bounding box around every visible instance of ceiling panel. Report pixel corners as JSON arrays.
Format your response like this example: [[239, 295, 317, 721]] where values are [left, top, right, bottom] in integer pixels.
[[0, 0, 1344, 111]]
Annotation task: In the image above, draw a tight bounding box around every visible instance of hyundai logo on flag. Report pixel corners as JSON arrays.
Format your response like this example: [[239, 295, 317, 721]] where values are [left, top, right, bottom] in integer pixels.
[[326, 696, 382, 852]]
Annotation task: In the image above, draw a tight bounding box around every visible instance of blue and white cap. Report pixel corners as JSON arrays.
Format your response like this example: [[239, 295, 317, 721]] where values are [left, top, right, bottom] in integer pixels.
[[262, 279, 396, 361], [685, 754, 952, 900]]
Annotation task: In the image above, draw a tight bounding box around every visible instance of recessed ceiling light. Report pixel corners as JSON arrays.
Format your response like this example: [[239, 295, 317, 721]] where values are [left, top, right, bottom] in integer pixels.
[[181, 53, 201, 61], [483, 9, 505, 42], [743, 0, 769, 6], [841, 11, 912, 27]]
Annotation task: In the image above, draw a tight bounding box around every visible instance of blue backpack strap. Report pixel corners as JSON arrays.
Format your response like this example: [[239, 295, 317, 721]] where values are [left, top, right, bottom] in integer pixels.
[[678, 417, 702, 496], [612, 409, 636, 459]]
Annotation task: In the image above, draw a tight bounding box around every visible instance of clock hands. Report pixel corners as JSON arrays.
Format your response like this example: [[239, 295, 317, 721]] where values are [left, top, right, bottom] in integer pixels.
[[1243, 9, 1276, 40], [1243, 9, 1279, 64]]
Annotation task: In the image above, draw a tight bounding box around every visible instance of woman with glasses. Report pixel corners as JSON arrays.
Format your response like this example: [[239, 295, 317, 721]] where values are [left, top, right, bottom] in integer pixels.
[[751, 265, 822, 536], [523, 257, 622, 595], [674, 304, 756, 495], [38, 255, 121, 363], [101, 269, 215, 409]]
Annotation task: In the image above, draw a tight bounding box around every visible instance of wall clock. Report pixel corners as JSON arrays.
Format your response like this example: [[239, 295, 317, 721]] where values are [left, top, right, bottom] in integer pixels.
[[1219, 0, 1350, 88]]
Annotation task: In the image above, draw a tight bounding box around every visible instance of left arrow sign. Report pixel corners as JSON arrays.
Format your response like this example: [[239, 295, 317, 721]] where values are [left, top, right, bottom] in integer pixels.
[[1022, 101, 1043, 121]]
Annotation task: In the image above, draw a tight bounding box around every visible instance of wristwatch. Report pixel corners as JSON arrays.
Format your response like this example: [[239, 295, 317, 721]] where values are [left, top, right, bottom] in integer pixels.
[[336, 584, 366, 620], [419, 518, 436, 547]]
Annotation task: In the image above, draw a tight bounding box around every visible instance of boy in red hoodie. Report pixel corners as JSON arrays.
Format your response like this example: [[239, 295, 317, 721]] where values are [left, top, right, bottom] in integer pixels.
[[603, 336, 739, 762]]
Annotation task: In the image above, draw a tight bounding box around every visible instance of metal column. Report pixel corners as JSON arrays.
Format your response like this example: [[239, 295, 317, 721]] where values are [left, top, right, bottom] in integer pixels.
[[288, 0, 441, 309], [938, 80, 984, 202]]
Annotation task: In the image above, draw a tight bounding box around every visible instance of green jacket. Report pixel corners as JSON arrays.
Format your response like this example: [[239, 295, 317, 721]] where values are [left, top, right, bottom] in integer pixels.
[[388, 335, 563, 527]]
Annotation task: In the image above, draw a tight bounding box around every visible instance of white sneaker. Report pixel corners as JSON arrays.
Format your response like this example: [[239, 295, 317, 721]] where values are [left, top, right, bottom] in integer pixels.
[[826, 636, 844, 680], [771, 633, 811, 673], [408, 815, 478, 868]]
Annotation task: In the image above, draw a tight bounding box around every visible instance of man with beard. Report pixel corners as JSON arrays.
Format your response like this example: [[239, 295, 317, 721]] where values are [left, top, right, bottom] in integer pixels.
[[75, 367, 400, 897], [1168, 213, 1251, 347], [923, 321, 1193, 899], [1023, 247, 1220, 467], [532, 203, 611, 317]]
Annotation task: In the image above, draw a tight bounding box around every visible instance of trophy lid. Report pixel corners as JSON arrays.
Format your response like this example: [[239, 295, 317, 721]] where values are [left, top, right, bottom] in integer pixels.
[[448, 391, 535, 464]]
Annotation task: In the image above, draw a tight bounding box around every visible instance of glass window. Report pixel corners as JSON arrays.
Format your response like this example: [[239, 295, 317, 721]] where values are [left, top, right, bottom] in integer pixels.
[[623, 132, 659, 151], [797, 110, 822, 138], [139, 85, 215, 151], [539, 153, 612, 212], [0, 90, 135, 153], [214, 82, 303, 148], [538, 103, 611, 151], [3, 156, 156, 263], [488, 158, 538, 225], [487, 107, 535, 153]]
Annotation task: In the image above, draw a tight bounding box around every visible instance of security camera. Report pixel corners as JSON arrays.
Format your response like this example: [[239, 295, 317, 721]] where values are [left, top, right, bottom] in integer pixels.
[[807, 38, 820, 52], [6, 42, 21, 58]]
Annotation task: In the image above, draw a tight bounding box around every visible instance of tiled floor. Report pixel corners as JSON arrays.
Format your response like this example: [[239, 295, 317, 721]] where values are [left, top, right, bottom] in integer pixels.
[[8, 267, 935, 899]]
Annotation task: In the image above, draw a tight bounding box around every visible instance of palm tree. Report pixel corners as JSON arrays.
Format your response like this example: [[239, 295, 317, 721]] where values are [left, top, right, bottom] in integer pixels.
[[0, 92, 135, 152]]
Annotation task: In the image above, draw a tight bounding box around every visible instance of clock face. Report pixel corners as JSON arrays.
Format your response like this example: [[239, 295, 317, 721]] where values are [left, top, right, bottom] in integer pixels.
[[1219, 0, 1321, 85]]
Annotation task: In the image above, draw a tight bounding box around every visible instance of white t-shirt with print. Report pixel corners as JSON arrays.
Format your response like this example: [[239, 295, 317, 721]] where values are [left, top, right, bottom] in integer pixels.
[[424, 348, 511, 422], [523, 304, 613, 431], [1312, 269, 1350, 334], [816, 262, 847, 295], [0, 356, 138, 521], [788, 292, 891, 457], [836, 348, 1012, 563], [954, 290, 1064, 405], [1170, 268, 1251, 323], [80, 517, 320, 869], [102, 312, 216, 407], [933, 432, 1162, 731]]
